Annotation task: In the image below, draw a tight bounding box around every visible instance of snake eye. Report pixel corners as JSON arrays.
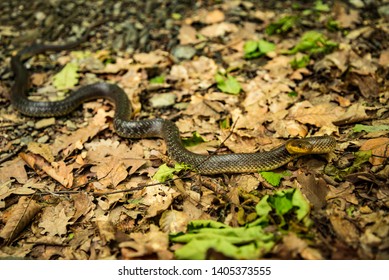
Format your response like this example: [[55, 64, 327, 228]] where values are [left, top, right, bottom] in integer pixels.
[[285, 139, 314, 154]]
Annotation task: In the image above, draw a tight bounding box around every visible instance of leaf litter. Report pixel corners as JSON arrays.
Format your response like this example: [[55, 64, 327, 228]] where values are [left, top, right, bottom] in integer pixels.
[[0, 0, 388, 260]]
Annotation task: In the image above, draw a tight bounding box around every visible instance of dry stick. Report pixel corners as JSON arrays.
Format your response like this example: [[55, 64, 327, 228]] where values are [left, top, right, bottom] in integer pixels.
[[0, 145, 24, 164]]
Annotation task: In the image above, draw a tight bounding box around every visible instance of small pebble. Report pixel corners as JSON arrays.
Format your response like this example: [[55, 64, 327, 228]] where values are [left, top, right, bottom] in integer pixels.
[[65, 120, 77, 130], [35, 117, 56, 129], [37, 135, 49, 143], [150, 93, 176, 108], [171, 45, 197, 61]]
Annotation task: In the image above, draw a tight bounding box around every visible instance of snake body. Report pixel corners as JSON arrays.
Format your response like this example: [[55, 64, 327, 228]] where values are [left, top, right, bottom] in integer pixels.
[[10, 37, 336, 175]]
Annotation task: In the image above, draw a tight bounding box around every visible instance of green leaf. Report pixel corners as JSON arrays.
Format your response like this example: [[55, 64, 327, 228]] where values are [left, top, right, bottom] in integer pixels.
[[288, 91, 298, 97], [285, 31, 338, 55], [171, 13, 182, 20], [290, 54, 310, 69], [53, 62, 79, 91], [273, 193, 293, 216], [258, 39, 275, 53], [353, 124, 389, 133], [291, 188, 310, 221], [181, 132, 205, 147], [244, 39, 275, 59], [252, 188, 311, 227], [326, 19, 340, 31], [259, 171, 291, 187], [149, 75, 165, 84], [255, 195, 271, 217], [324, 150, 372, 180], [220, 118, 231, 129], [265, 15, 298, 35], [170, 221, 275, 259], [314, 0, 330, 12], [215, 73, 241, 95], [152, 163, 188, 182], [243, 40, 258, 55]]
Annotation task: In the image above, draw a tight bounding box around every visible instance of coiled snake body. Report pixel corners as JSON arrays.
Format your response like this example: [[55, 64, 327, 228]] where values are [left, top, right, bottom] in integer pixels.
[[10, 36, 336, 174]]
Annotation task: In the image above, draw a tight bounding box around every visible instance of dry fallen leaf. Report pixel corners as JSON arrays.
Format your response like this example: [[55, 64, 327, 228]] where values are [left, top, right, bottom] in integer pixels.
[[289, 101, 344, 132], [121, 224, 173, 260], [159, 210, 189, 234], [178, 24, 200, 45], [27, 142, 54, 163], [138, 185, 180, 218], [0, 157, 28, 185], [0, 196, 41, 244], [19, 153, 74, 188], [360, 138, 389, 165], [51, 108, 111, 157], [200, 22, 238, 38], [38, 201, 75, 236], [297, 173, 328, 210], [329, 214, 360, 245]]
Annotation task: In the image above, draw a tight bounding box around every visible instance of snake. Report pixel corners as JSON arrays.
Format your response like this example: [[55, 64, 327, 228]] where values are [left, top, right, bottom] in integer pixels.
[[9, 31, 336, 175]]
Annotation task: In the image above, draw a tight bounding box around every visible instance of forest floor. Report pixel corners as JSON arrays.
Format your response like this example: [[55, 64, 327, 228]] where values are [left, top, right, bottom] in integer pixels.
[[0, 0, 388, 259]]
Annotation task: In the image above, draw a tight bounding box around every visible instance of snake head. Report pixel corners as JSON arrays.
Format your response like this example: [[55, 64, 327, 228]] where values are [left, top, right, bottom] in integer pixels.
[[285, 139, 314, 155]]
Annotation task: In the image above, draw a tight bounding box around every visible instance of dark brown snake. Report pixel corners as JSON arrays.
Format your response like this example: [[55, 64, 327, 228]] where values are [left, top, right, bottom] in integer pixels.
[[9, 32, 336, 175]]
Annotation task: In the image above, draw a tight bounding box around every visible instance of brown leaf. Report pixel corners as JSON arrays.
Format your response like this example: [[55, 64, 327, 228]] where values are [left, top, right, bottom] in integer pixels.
[[199, 22, 238, 38], [159, 210, 189, 234], [71, 192, 94, 222], [327, 182, 358, 205], [333, 2, 360, 28], [96, 216, 116, 245], [360, 137, 389, 165], [38, 201, 75, 236], [30, 72, 48, 86], [297, 173, 328, 209], [0, 196, 41, 244], [333, 103, 369, 126], [139, 185, 180, 218], [329, 214, 360, 245], [275, 232, 323, 260], [378, 49, 389, 67], [0, 157, 28, 185], [86, 140, 148, 188], [348, 73, 379, 98], [289, 101, 344, 130], [121, 224, 173, 259], [51, 108, 110, 157], [178, 24, 200, 45], [20, 153, 74, 188], [203, 9, 225, 24], [27, 142, 54, 163]]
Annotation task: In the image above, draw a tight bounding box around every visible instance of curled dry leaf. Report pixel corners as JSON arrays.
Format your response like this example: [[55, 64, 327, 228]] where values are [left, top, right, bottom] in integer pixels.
[[159, 210, 190, 234], [96, 216, 116, 245], [0, 157, 28, 185], [38, 200, 75, 236], [0, 196, 41, 244], [360, 137, 389, 166], [297, 173, 328, 210], [178, 24, 200, 45], [199, 22, 238, 38], [19, 152, 73, 188], [329, 214, 360, 246], [51, 108, 111, 157], [276, 232, 323, 260], [27, 142, 54, 163], [121, 224, 173, 260], [138, 185, 180, 218]]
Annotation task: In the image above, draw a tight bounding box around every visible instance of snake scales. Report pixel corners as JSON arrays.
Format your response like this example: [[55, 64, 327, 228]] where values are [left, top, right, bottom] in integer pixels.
[[10, 32, 336, 175]]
